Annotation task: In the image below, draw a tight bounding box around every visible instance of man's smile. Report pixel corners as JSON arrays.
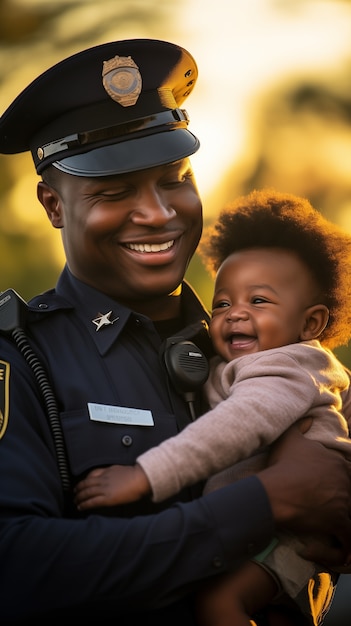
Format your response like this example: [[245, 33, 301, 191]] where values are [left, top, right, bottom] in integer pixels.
[[124, 240, 175, 253]]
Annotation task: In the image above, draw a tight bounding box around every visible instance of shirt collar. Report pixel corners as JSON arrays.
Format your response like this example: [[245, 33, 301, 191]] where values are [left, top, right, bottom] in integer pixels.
[[29, 265, 210, 355], [58, 267, 137, 354]]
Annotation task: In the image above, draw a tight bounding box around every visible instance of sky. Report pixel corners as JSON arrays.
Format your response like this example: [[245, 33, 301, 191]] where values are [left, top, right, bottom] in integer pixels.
[[175, 0, 351, 195]]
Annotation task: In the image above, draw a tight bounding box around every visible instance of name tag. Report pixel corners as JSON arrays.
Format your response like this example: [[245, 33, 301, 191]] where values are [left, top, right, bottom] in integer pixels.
[[88, 402, 154, 426]]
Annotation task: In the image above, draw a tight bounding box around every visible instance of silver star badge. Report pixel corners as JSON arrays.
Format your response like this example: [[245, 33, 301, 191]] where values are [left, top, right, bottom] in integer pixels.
[[92, 311, 119, 331]]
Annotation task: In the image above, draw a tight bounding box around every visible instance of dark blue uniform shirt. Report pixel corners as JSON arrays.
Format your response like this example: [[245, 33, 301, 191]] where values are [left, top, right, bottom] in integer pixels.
[[0, 267, 274, 624]]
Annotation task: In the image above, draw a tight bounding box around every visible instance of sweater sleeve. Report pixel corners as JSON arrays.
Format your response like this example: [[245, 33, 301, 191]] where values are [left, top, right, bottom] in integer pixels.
[[137, 343, 351, 502]]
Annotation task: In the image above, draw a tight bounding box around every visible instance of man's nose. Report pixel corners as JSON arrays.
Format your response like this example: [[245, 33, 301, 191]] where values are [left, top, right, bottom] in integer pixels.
[[131, 188, 176, 225]]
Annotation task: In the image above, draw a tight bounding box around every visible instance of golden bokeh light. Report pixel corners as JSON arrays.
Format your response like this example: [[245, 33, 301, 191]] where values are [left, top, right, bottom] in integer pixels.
[[1, 0, 351, 336]]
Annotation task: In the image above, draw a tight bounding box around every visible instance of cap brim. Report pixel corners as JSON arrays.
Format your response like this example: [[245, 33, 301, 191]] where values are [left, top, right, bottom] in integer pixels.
[[52, 128, 200, 177]]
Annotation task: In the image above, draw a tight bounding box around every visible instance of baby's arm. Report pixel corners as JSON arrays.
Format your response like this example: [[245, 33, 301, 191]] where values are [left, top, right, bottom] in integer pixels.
[[74, 464, 150, 510], [137, 347, 347, 502]]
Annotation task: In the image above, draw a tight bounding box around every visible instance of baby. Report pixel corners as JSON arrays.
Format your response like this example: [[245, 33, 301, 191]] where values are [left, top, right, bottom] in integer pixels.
[[75, 189, 351, 626]]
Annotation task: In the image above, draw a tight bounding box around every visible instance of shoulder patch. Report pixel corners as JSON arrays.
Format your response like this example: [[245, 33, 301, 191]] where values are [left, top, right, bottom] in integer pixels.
[[0, 360, 10, 440]]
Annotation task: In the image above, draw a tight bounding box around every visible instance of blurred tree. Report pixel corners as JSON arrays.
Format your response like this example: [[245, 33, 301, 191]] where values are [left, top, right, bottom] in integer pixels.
[[2, 0, 351, 370], [0, 0, 55, 43]]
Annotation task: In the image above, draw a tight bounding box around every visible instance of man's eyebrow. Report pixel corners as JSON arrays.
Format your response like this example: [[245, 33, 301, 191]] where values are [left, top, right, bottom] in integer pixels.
[[163, 159, 189, 171]]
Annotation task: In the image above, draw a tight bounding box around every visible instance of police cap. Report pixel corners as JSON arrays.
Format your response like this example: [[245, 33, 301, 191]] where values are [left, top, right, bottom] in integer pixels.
[[0, 39, 200, 176]]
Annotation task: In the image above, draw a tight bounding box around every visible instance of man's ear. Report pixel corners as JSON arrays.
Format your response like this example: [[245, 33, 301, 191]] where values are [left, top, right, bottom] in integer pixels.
[[300, 304, 330, 341], [37, 181, 63, 228]]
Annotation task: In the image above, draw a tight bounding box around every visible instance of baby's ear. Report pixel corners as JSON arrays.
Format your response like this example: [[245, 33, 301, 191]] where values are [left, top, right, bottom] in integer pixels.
[[300, 304, 329, 340]]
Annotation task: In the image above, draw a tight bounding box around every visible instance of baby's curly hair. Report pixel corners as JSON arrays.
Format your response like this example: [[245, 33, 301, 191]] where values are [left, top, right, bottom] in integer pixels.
[[199, 188, 351, 349]]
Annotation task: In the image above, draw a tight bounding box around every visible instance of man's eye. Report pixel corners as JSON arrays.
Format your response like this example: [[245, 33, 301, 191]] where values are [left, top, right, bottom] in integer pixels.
[[99, 190, 129, 199], [162, 177, 186, 187], [162, 170, 193, 187]]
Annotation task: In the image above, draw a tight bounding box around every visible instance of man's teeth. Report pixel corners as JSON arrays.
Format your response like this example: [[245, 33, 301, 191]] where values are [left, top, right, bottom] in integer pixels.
[[126, 240, 174, 252]]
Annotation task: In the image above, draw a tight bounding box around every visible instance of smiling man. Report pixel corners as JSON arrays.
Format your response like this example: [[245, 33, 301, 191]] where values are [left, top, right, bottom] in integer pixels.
[[0, 39, 350, 626], [38, 159, 202, 317]]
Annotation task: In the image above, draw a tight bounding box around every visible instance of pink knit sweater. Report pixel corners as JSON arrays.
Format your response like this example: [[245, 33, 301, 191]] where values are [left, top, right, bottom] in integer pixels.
[[137, 340, 351, 502]]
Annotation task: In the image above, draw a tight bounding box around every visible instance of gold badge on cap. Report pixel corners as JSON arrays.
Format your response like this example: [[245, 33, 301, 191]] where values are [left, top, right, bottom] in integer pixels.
[[102, 56, 142, 107]]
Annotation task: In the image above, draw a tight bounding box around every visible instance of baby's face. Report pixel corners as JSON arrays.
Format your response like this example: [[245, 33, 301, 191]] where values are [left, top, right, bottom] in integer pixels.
[[209, 247, 321, 362]]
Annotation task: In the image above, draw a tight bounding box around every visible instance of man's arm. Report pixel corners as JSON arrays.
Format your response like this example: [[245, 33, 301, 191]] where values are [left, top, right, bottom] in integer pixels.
[[1, 347, 351, 621], [0, 343, 273, 623], [259, 423, 351, 565]]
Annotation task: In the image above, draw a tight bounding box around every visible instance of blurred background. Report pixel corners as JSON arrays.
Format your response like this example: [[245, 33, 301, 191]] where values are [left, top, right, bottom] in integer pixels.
[[0, 1, 350, 623]]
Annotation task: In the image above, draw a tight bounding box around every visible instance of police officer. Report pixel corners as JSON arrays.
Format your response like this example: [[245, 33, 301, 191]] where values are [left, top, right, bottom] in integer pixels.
[[0, 39, 350, 625]]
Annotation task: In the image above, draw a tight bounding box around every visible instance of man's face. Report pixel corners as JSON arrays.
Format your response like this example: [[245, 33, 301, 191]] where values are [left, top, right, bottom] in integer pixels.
[[39, 159, 202, 310]]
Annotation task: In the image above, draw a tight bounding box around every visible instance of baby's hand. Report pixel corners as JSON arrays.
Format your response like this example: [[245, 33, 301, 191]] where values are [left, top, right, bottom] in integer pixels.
[[74, 464, 151, 510]]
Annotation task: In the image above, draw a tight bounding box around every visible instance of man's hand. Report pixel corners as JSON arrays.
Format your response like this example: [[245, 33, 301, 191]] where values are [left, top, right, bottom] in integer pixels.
[[257, 423, 351, 566]]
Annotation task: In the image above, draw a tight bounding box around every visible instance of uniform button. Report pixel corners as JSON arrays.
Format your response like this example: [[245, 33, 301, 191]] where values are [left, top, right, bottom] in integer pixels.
[[121, 435, 133, 447], [212, 556, 223, 569], [38, 303, 48, 309], [135, 318, 141, 325]]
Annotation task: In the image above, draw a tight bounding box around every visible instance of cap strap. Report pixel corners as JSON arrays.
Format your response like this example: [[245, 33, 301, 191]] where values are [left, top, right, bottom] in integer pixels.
[[37, 108, 190, 161]]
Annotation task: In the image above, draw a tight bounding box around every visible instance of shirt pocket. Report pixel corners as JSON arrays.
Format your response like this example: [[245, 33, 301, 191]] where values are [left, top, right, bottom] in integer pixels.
[[60, 407, 179, 477]]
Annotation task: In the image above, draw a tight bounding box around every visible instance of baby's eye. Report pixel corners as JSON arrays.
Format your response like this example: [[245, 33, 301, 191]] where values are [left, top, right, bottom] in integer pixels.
[[212, 301, 230, 312], [252, 296, 268, 304]]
